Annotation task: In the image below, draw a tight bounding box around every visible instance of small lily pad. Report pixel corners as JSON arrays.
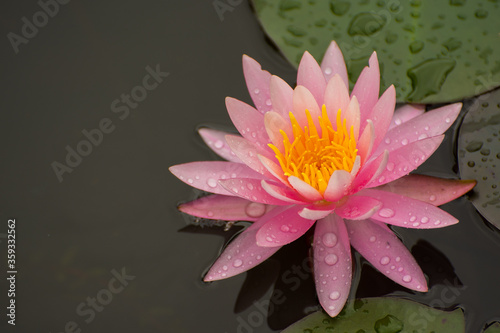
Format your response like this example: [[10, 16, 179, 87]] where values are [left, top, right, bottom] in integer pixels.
[[282, 297, 465, 333], [457, 89, 500, 228], [484, 322, 500, 333], [252, 0, 500, 103]]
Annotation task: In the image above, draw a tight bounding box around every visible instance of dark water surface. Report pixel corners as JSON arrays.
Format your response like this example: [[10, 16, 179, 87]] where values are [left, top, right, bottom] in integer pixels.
[[1, 1, 499, 332]]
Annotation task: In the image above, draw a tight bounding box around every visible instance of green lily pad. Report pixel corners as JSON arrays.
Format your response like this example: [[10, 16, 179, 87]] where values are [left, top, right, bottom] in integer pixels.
[[282, 298, 465, 333], [457, 89, 500, 229], [252, 0, 500, 103], [484, 322, 500, 333], [483, 322, 500, 333]]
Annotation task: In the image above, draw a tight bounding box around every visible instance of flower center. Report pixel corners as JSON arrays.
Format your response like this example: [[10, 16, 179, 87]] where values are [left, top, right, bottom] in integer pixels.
[[269, 106, 358, 195]]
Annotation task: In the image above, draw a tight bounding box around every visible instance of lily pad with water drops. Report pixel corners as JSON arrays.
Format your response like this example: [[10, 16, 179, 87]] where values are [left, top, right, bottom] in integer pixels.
[[457, 89, 500, 229], [282, 297, 465, 333], [251, 0, 500, 103]]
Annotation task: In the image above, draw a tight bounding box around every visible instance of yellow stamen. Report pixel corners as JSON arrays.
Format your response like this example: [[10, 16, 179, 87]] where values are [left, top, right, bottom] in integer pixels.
[[268, 105, 358, 195]]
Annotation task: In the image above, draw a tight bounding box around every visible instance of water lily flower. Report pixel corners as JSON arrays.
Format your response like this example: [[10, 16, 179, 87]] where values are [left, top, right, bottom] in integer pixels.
[[169, 41, 476, 317]]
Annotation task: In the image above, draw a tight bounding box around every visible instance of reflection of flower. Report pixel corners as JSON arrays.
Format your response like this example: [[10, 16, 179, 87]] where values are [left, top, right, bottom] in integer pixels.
[[169, 41, 476, 316]]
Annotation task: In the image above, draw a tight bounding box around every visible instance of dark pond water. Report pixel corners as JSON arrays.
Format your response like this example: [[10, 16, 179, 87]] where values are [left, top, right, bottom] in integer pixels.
[[1, 1, 499, 332]]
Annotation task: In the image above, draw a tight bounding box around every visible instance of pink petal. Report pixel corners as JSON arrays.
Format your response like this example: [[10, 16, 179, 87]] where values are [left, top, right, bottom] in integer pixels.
[[366, 136, 444, 188], [242, 55, 272, 114], [258, 154, 289, 185], [298, 205, 335, 220], [362, 189, 459, 228], [169, 161, 264, 195], [264, 111, 292, 151], [256, 206, 315, 247], [225, 135, 273, 176], [269, 75, 294, 119], [389, 104, 425, 130], [324, 169, 353, 202], [288, 176, 323, 202], [219, 178, 292, 205], [225, 97, 269, 150], [204, 206, 290, 281], [350, 150, 389, 193], [369, 85, 396, 150], [298, 51, 327, 106], [345, 96, 360, 140], [376, 103, 462, 154], [292, 85, 321, 130], [313, 214, 352, 317], [324, 74, 350, 126], [374, 174, 476, 206], [352, 52, 380, 126], [357, 120, 374, 165], [178, 194, 271, 221], [346, 219, 427, 292], [320, 41, 349, 88], [198, 128, 240, 163], [335, 195, 381, 220], [261, 180, 307, 204]]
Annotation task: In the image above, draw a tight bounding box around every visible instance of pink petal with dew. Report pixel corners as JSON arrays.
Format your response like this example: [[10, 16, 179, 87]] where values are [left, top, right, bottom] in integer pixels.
[[324, 169, 353, 202], [346, 219, 427, 292], [335, 195, 381, 220], [369, 85, 396, 150], [298, 51, 327, 106], [219, 178, 293, 206], [324, 74, 350, 128], [270, 75, 294, 119], [366, 135, 444, 188], [264, 111, 292, 151], [357, 120, 374, 165], [376, 103, 462, 154], [225, 97, 269, 150], [198, 128, 241, 163], [169, 161, 264, 195], [225, 135, 274, 176], [258, 154, 289, 186], [298, 204, 335, 220], [204, 206, 290, 281], [178, 194, 271, 221], [352, 52, 380, 128], [345, 96, 360, 140], [350, 150, 389, 193], [261, 180, 307, 204], [242, 55, 272, 114], [374, 174, 476, 206], [389, 104, 425, 130], [361, 189, 459, 228], [313, 214, 352, 317], [292, 85, 321, 130], [289, 176, 323, 202], [256, 205, 316, 247], [320, 41, 349, 88]]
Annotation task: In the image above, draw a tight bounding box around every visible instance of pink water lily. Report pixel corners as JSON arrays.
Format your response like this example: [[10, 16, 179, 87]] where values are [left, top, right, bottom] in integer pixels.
[[169, 41, 476, 316]]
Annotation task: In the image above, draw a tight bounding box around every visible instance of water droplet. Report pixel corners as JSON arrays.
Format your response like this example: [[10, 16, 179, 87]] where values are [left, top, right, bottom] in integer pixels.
[[265, 99, 272, 106], [395, 256, 401, 262], [207, 178, 217, 188], [394, 118, 402, 125], [418, 133, 428, 140], [322, 233, 338, 247], [378, 176, 386, 183], [403, 275, 412, 283], [214, 140, 224, 149], [187, 178, 194, 184], [409, 41, 424, 54], [281, 225, 290, 232], [254, 88, 260, 94], [207, 211, 214, 217], [348, 12, 387, 36], [475, 8, 488, 18], [329, 0, 350, 16], [467, 161, 475, 167], [385, 137, 391, 144], [466, 141, 483, 152], [324, 254, 338, 265], [386, 162, 395, 172], [429, 195, 436, 201], [480, 148, 491, 156], [222, 265, 228, 271], [324, 67, 332, 75], [401, 138, 409, 145], [445, 117, 451, 123], [380, 256, 390, 265], [369, 236, 377, 242], [434, 220, 441, 226], [265, 236, 273, 242], [329, 291, 340, 300], [406, 58, 456, 102], [378, 208, 395, 218]]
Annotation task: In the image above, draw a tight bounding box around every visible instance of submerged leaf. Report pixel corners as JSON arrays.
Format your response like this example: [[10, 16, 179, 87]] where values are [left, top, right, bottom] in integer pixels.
[[251, 0, 500, 103], [282, 297, 465, 333]]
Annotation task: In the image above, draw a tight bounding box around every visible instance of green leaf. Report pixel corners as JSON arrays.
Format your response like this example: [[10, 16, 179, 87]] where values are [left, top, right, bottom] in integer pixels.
[[458, 89, 500, 228], [252, 0, 500, 103], [282, 297, 465, 333], [484, 322, 500, 333]]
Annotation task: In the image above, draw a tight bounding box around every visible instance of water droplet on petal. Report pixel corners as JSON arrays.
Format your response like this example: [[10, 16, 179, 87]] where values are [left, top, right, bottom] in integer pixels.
[[324, 254, 338, 265], [380, 256, 390, 265], [386, 162, 395, 172], [265, 236, 273, 242], [445, 117, 451, 123], [429, 195, 436, 201], [403, 275, 412, 283], [402, 138, 409, 145], [395, 256, 401, 262], [187, 178, 194, 184], [385, 138, 391, 144], [329, 291, 340, 300], [281, 225, 290, 232], [207, 211, 214, 217], [369, 236, 377, 242], [322, 233, 338, 247], [233, 259, 243, 267], [421, 216, 429, 223], [434, 220, 441, 226], [245, 202, 266, 217], [324, 67, 332, 75], [254, 88, 260, 94], [207, 178, 217, 188], [214, 140, 224, 149], [418, 133, 428, 140], [266, 99, 272, 106], [378, 208, 395, 218]]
